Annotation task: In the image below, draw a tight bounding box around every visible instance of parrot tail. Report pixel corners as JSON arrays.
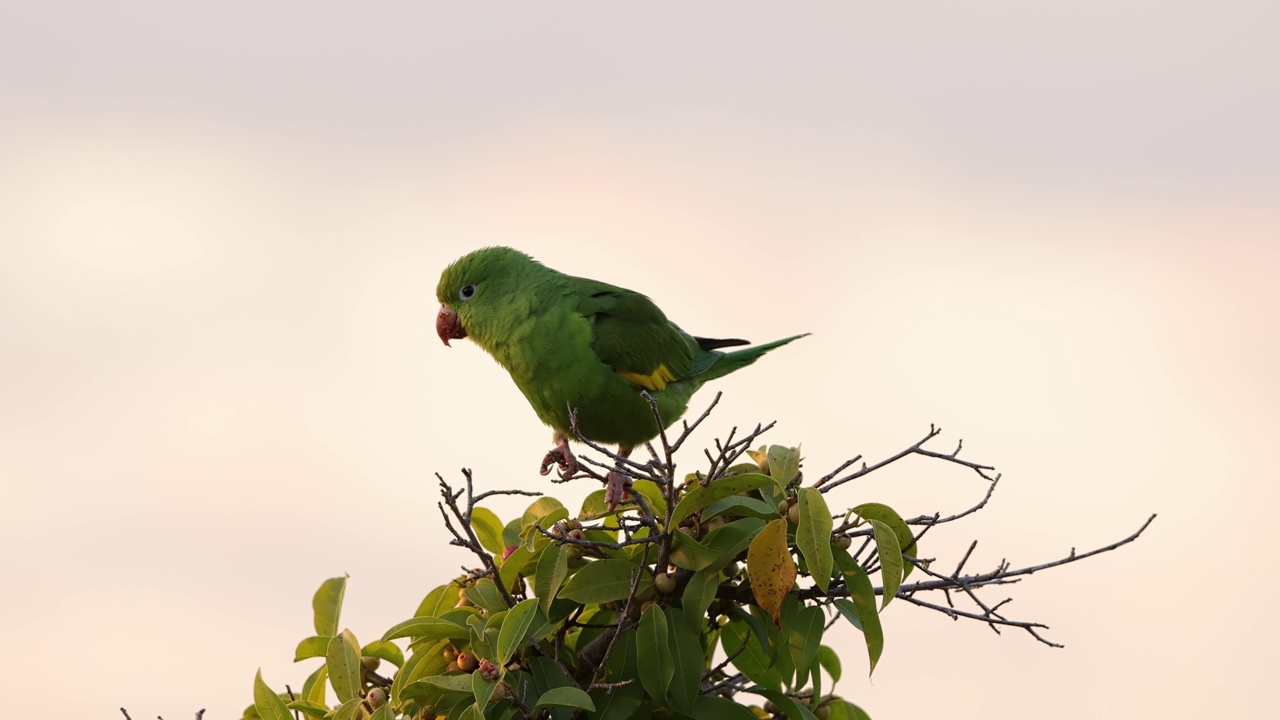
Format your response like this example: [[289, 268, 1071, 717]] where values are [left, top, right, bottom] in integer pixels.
[[692, 333, 810, 383]]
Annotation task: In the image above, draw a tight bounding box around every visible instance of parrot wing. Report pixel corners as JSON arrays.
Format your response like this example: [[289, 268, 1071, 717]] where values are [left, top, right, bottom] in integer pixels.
[[573, 280, 699, 392]]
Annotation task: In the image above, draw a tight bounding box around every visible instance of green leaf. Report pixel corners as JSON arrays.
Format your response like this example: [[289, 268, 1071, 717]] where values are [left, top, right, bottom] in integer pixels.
[[833, 549, 884, 674], [285, 700, 329, 720], [392, 641, 448, 706], [467, 614, 494, 659], [832, 599, 862, 631], [681, 568, 719, 632], [456, 703, 484, 720], [416, 582, 463, 618], [721, 621, 781, 690], [497, 598, 540, 665], [440, 606, 482, 626], [521, 497, 567, 543], [670, 472, 776, 526], [796, 488, 834, 593], [482, 611, 506, 659], [665, 607, 703, 712], [502, 517, 523, 548], [535, 543, 570, 615], [293, 635, 329, 662], [329, 698, 363, 720], [727, 605, 773, 657], [747, 518, 796, 626], [637, 603, 673, 701], [535, 686, 596, 711], [766, 445, 801, 487], [312, 575, 348, 637], [787, 605, 824, 687], [464, 578, 508, 615], [702, 517, 767, 574], [603, 631, 639, 689], [630, 479, 667, 520], [771, 598, 798, 688], [578, 489, 615, 521], [669, 530, 720, 571], [854, 502, 917, 580], [829, 700, 874, 720], [810, 663, 822, 714], [818, 644, 842, 684], [521, 496, 566, 526], [499, 545, 535, 590], [421, 674, 476, 693], [301, 664, 328, 706], [751, 687, 821, 720], [702, 495, 781, 522], [470, 506, 506, 555], [361, 640, 404, 668], [588, 682, 644, 720], [691, 695, 762, 720], [527, 599, 576, 644], [381, 617, 471, 642], [473, 671, 498, 710], [253, 670, 293, 720], [530, 655, 575, 698], [326, 629, 362, 703], [368, 707, 396, 720], [559, 559, 652, 605], [867, 519, 903, 608]]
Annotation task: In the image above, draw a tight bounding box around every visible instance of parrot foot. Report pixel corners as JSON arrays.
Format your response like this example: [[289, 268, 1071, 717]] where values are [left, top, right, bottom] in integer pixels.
[[540, 442, 579, 480], [604, 470, 632, 511]]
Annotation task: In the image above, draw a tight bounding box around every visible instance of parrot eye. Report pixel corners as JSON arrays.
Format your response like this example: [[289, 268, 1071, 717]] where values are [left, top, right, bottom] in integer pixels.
[[459, 284, 477, 301]]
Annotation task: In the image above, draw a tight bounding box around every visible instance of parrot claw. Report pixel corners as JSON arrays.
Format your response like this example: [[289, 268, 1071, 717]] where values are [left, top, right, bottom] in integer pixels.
[[604, 470, 632, 511], [540, 443, 579, 479]]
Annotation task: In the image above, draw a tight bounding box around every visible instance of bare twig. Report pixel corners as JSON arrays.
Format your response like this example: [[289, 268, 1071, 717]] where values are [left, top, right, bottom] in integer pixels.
[[816, 424, 997, 494], [436, 470, 516, 606]]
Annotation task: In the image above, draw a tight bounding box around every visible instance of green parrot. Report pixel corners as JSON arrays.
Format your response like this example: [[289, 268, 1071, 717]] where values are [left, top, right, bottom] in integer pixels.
[[435, 246, 806, 505]]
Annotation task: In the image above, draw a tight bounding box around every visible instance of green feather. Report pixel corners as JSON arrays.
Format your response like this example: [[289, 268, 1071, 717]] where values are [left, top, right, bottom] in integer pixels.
[[436, 247, 806, 449]]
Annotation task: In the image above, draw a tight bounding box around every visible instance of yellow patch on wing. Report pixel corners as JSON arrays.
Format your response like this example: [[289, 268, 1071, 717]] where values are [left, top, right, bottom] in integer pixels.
[[617, 364, 678, 391]]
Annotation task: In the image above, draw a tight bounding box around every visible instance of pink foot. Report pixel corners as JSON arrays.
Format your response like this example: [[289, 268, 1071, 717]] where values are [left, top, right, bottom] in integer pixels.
[[540, 442, 579, 479], [604, 469, 632, 510]]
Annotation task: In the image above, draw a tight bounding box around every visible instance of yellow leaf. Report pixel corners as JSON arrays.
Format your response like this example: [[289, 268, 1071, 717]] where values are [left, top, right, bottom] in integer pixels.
[[746, 518, 796, 627]]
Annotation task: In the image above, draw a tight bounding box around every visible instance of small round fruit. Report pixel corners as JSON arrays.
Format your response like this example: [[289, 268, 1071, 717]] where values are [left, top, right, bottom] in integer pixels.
[[361, 655, 381, 672], [654, 572, 678, 594], [457, 652, 479, 672], [366, 687, 387, 709], [777, 499, 790, 515], [787, 504, 801, 524], [446, 660, 461, 673], [834, 535, 852, 550]]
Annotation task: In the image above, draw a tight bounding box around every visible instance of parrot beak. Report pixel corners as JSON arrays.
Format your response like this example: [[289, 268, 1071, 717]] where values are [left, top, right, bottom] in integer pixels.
[[436, 304, 467, 346]]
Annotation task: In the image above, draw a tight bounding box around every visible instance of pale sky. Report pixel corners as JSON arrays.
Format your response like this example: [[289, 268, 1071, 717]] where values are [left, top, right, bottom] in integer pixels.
[[1, 3, 1277, 719]]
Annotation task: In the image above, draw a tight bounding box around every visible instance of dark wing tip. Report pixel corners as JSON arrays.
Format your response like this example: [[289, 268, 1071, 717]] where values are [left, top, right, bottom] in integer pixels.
[[694, 336, 751, 351]]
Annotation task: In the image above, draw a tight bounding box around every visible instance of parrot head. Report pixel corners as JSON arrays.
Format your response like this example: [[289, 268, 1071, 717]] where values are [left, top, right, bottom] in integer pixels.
[[435, 246, 545, 348]]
